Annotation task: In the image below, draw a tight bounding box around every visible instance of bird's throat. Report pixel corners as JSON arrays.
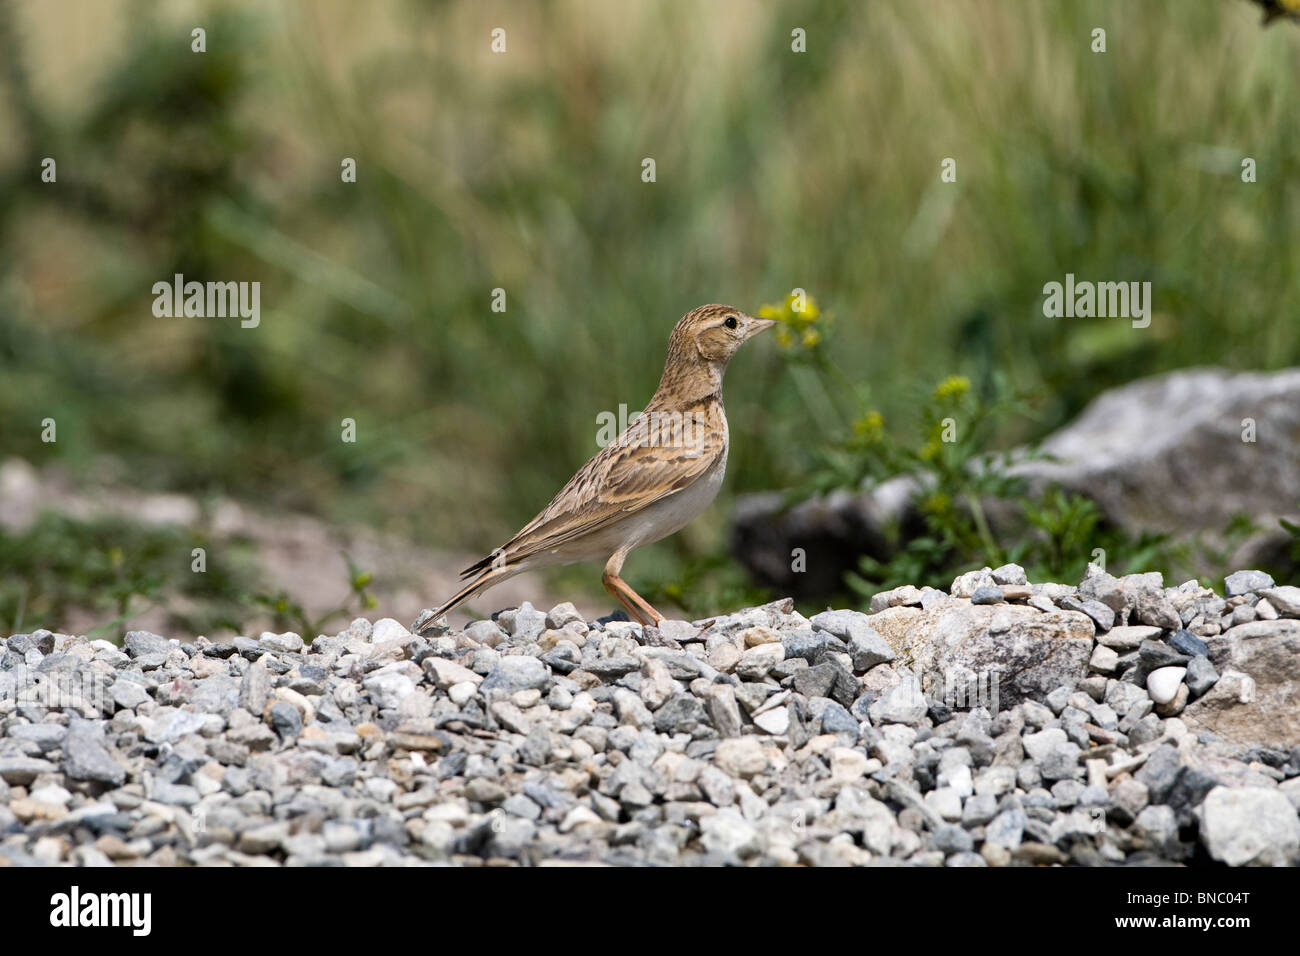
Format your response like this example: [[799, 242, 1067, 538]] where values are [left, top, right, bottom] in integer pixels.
[[649, 358, 725, 411]]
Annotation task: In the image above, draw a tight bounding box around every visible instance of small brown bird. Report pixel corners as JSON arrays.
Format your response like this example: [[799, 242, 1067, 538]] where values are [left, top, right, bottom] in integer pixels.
[[413, 304, 774, 633]]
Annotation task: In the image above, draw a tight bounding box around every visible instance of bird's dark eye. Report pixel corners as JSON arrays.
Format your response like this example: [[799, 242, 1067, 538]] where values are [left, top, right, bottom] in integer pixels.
[[724, 316, 738, 330]]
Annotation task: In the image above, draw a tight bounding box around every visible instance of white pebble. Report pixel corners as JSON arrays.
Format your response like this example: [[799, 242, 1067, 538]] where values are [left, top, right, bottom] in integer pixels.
[[1146, 666, 1187, 705]]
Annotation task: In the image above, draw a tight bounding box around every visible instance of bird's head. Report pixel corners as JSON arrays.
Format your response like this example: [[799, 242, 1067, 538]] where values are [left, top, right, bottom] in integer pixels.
[[668, 303, 775, 368]]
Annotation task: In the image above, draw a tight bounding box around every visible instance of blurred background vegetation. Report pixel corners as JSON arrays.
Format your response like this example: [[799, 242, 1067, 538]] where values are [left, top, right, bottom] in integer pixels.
[[0, 0, 1297, 637]]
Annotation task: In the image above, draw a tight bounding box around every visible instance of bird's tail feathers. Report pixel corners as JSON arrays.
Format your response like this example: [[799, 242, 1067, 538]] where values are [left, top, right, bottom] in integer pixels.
[[412, 565, 512, 634]]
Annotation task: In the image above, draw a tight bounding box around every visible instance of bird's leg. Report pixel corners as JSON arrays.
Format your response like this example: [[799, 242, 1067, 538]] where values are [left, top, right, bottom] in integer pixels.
[[602, 571, 650, 625], [620, 578, 665, 625], [602, 554, 665, 626]]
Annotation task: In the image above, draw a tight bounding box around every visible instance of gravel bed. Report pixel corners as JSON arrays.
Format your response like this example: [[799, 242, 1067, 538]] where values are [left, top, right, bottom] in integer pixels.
[[2, 565, 1298, 866]]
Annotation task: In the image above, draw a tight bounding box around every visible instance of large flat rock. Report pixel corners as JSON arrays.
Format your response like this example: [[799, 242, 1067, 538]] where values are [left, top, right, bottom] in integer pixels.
[[869, 598, 1095, 709], [1185, 620, 1300, 749]]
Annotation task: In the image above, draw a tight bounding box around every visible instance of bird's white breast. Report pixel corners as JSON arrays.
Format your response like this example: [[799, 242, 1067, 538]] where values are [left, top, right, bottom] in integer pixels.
[[625, 411, 729, 550]]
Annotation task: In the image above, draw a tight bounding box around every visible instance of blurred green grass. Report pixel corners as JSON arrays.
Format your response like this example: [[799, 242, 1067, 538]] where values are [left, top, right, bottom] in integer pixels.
[[1, 0, 1297, 622]]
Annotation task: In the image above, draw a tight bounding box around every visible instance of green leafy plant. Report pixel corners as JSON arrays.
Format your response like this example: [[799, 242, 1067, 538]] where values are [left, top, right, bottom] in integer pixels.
[[1, 512, 380, 642], [755, 291, 1183, 600], [0, 513, 260, 640]]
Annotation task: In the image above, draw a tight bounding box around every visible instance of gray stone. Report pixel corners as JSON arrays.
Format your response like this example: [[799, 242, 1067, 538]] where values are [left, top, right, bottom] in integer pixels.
[[1038, 742, 1083, 782], [151, 782, 200, 807], [1059, 597, 1114, 632], [868, 676, 927, 726], [586, 656, 640, 679], [239, 659, 272, 714], [868, 600, 1095, 710], [808, 657, 859, 707], [1078, 567, 1126, 612], [752, 707, 789, 735], [503, 602, 547, 643], [544, 602, 583, 629], [1134, 744, 1182, 803], [793, 663, 835, 700], [1131, 590, 1180, 630], [63, 719, 126, 786], [1225, 570, 1274, 598], [1168, 629, 1208, 658], [1132, 805, 1181, 857], [1098, 625, 1160, 651], [1186, 621, 1300, 747], [962, 792, 998, 826], [1259, 586, 1300, 617], [479, 656, 551, 694], [810, 609, 873, 642], [703, 685, 743, 739], [867, 586, 923, 614], [1045, 686, 1072, 714], [123, 630, 170, 660], [991, 564, 1028, 586], [1198, 786, 1300, 866], [0, 757, 56, 785], [780, 628, 829, 665], [1138, 639, 1190, 670], [819, 701, 859, 737], [1022, 728, 1068, 762], [268, 701, 302, 739], [846, 626, 896, 673], [464, 620, 507, 647], [735, 683, 775, 714], [239, 821, 289, 855], [1011, 368, 1300, 538], [8, 723, 66, 754], [933, 824, 975, 854], [258, 631, 305, 654], [147, 709, 209, 744], [985, 808, 1027, 848], [362, 670, 415, 709], [1185, 655, 1219, 698], [699, 810, 761, 859], [502, 794, 542, 821], [654, 695, 710, 735]]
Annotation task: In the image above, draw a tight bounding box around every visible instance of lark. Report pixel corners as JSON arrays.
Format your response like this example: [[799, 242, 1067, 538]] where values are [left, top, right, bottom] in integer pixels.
[[413, 304, 774, 634]]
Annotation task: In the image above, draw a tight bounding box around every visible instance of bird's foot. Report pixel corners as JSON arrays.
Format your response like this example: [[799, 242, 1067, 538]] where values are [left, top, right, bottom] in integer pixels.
[[601, 571, 664, 627]]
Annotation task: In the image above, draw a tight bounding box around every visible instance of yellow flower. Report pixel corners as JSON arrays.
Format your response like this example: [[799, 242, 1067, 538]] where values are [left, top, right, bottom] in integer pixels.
[[852, 411, 884, 443], [921, 491, 951, 515], [919, 439, 941, 461], [933, 375, 971, 402], [759, 291, 828, 352]]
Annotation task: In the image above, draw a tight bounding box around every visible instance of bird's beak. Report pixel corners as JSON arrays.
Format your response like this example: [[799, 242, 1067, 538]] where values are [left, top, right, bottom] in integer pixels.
[[746, 316, 776, 339]]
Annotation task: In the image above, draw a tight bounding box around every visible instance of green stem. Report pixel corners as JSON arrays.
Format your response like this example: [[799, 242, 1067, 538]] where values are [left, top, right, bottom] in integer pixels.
[[964, 491, 1002, 567], [814, 351, 865, 429], [788, 364, 840, 442]]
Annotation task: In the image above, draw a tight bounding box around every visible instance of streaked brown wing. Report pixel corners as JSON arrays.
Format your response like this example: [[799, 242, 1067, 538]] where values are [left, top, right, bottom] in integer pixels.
[[461, 407, 724, 575]]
